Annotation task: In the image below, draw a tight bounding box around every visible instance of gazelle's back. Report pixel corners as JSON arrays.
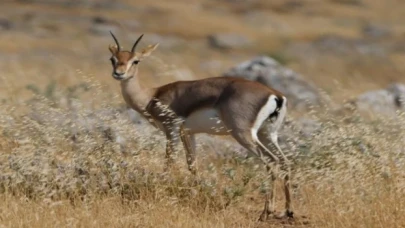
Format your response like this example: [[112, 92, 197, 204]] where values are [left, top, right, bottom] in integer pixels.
[[149, 77, 280, 118], [146, 76, 283, 135]]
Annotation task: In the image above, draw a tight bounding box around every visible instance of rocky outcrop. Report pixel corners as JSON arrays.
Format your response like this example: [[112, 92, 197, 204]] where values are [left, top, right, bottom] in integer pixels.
[[89, 16, 121, 36], [362, 23, 392, 40], [222, 56, 322, 110], [207, 33, 252, 50], [352, 83, 405, 116]]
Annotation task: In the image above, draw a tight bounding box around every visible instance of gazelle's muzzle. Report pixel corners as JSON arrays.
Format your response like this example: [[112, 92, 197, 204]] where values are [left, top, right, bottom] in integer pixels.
[[112, 72, 125, 80]]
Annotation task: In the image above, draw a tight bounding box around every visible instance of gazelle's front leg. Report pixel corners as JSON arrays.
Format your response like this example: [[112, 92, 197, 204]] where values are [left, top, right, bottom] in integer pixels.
[[180, 126, 197, 175], [163, 126, 180, 172], [164, 138, 175, 171]]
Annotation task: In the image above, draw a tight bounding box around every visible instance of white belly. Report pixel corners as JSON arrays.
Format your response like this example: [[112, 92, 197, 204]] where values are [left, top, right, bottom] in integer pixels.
[[183, 108, 229, 135]]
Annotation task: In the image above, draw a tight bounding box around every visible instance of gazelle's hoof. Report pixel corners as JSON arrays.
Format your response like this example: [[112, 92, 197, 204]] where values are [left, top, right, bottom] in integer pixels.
[[274, 210, 294, 219], [286, 210, 294, 218], [258, 213, 268, 222], [258, 211, 267, 222], [258, 210, 275, 222], [189, 169, 197, 176]]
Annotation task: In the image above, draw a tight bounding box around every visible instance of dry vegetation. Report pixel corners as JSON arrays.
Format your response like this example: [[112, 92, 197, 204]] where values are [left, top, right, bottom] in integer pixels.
[[1, 82, 405, 228], [1, 0, 405, 227]]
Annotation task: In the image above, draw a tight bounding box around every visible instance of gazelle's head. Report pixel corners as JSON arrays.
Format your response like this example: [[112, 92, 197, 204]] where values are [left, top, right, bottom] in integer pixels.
[[108, 32, 159, 81]]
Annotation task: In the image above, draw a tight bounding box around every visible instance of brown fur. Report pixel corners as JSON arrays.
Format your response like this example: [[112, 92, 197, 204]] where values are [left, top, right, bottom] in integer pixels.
[[107, 33, 294, 221], [146, 77, 284, 125]]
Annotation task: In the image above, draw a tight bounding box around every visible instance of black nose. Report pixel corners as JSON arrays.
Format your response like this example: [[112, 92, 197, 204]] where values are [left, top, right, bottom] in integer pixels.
[[114, 72, 124, 76], [112, 72, 125, 80]]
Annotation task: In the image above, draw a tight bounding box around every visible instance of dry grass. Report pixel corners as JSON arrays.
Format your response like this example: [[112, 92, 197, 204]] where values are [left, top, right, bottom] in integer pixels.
[[1, 0, 405, 227], [1, 62, 405, 227]]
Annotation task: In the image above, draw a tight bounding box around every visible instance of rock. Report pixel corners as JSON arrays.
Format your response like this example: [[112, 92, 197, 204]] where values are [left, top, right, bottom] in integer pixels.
[[387, 83, 405, 108], [313, 35, 354, 54], [271, 0, 305, 13], [283, 117, 321, 141], [0, 18, 12, 30], [26, 103, 137, 149], [356, 90, 396, 116], [284, 34, 391, 61], [330, 0, 364, 6], [312, 34, 386, 56], [125, 108, 144, 124], [222, 56, 322, 110], [16, 0, 129, 9], [295, 118, 322, 138], [195, 134, 246, 158], [362, 23, 392, 40], [207, 33, 252, 50], [353, 83, 405, 116], [92, 16, 109, 24], [89, 16, 120, 36], [90, 0, 129, 10]]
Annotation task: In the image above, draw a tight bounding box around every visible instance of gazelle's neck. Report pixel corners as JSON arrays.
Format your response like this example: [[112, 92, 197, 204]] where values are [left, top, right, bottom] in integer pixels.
[[120, 71, 154, 114]]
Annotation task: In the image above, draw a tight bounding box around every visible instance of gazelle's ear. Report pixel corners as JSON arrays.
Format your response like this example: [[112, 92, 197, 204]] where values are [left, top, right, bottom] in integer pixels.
[[109, 44, 118, 54], [140, 43, 159, 57]]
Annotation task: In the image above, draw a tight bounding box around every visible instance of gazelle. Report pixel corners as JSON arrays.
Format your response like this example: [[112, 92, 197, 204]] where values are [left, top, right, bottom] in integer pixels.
[[107, 32, 294, 220]]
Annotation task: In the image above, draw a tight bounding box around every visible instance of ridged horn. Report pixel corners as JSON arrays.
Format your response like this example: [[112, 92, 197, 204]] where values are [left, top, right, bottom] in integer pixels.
[[110, 31, 120, 52], [131, 34, 144, 53]]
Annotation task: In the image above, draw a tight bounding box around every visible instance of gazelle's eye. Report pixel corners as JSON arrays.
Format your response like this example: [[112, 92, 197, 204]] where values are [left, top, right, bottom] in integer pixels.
[[110, 57, 115, 65], [133, 60, 140, 65]]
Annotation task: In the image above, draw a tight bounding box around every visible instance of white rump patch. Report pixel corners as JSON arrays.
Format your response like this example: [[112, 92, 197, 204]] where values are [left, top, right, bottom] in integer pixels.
[[251, 95, 278, 142]]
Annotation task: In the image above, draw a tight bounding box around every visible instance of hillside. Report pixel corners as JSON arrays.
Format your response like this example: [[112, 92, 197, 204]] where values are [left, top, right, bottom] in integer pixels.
[[1, 1, 405, 227]]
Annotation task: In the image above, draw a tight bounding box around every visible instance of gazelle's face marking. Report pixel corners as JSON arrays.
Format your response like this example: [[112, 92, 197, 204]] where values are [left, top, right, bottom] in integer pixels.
[[108, 32, 159, 81], [109, 50, 141, 81]]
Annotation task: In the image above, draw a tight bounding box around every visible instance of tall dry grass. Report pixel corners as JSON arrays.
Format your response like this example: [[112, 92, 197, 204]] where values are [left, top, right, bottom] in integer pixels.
[[0, 58, 405, 228], [1, 0, 405, 226]]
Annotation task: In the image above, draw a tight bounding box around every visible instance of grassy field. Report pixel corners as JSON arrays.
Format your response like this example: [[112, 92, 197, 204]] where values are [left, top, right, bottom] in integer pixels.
[[1, 97, 405, 227], [1, 0, 405, 227]]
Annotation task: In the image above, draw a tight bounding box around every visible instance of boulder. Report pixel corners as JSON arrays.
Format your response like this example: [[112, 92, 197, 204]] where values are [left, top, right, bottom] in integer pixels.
[[16, 0, 129, 9], [26, 102, 149, 152], [312, 34, 386, 56], [362, 23, 392, 40], [330, 0, 364, 6], [353, 83, 405, 116], [207, 33, 252, 50], [89, 16, 120, 36], [356, 90, 396, 115], [222, 56, 322, 110], [294, 118, 323, 139], [0, 18, 12, 31], [387, 83, 405, 108]]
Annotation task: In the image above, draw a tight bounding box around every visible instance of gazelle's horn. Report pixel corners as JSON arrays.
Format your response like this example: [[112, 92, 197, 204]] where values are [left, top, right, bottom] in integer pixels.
[[110, 31, 120, 52], [131, 34, 144, 53]]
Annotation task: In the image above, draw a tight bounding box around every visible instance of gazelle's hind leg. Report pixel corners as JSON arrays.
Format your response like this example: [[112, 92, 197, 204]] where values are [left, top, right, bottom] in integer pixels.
[[226, 130, 281, 221], [216, 93, 292, 220], [258, 125, 293, 219], [254, 97, 293, 220], [259, 165, 277, 221]]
